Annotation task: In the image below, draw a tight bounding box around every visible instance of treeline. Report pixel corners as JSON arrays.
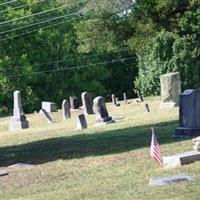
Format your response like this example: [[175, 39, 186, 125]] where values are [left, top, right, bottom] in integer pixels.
[[0, 0, 199, 114]]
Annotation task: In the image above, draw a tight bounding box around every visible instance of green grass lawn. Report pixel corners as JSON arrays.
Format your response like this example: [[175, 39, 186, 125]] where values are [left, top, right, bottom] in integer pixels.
[[0, 97, 199, 200]]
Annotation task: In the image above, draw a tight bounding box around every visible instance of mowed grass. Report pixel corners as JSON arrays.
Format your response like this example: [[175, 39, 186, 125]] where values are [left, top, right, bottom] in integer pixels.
[[0, 97, 199, 200]]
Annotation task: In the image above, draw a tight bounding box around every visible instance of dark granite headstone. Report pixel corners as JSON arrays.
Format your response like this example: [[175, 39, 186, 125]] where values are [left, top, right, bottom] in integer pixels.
[[77, 114, 87, 129], [93, 96, 113, 123], [62, 100, 71, 119], [9, 90, 29, 131], [175, 89, 200, 137], [81, 92, 94, 115], [69, 96, 79, 109]]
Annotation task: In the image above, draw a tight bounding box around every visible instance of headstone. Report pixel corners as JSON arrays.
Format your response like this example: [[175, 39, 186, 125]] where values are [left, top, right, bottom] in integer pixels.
[[123, 93, 127, 104], [111, 94, 117, 105], [40, 108, 53, 123], [69, 96, 79, 109], [77, 114, 87, 129], [9, 90, 29, 131], [115, 97, 120, 107], [149, 175, 194, 186], [81, 92, 94, 115], [93, 96, 113, 123], [144, 103, 150, 113], [163, 151, 200, 168], [134, 89, 143, 102], [62, 100, 71, 119], [175, 89, 200, 137], [160, 72, 181, 108], [0, 170, 9, 177], [8, 163, 35, 169], [42, 101, 57, 112]]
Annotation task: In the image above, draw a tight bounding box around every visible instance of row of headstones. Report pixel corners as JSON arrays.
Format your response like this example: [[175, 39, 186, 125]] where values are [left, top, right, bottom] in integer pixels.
[[9, 91, 115, 131]]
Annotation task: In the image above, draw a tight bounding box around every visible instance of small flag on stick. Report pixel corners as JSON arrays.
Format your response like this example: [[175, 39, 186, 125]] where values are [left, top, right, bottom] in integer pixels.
[[150, 127, 163, 165]]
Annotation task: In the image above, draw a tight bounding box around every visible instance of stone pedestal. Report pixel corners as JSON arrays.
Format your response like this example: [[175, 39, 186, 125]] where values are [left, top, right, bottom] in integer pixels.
[[160, 72, 181, 108], [163, 151, 200, 168], [175, 89, 200, 137], [42, 102, 57, 112], [9, 116, 29, 131]]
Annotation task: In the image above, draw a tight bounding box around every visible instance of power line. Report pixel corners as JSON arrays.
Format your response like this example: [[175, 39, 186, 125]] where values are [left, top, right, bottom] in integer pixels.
[[5, 48, 130, 69], [0, 0, 50, 14], [0, 3, 75, 26], [0, 0, 17, 6], [0, 10, 82, 35], [1, 57, 134, 78], [0, 13, 87, 41]]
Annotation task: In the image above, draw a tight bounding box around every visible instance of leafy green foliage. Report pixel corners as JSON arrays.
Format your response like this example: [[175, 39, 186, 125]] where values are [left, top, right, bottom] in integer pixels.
[[135, 31, 200, 96], [0, 0, 199, 113]]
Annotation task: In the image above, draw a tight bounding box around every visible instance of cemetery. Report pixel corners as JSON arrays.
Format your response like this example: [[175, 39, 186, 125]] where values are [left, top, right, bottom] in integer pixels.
[[1, 89, 200, 199], [0, 0, 199, 199]]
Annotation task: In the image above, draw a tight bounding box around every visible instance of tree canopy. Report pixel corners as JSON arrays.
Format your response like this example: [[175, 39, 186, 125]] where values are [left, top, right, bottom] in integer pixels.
[[0, 0, 199, 114]]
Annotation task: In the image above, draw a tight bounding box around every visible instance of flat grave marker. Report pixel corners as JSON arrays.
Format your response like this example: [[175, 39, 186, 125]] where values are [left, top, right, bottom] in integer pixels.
[[8, 163, 35, 169], [149, 175, 194, 186], [0, 170, 9, 177]]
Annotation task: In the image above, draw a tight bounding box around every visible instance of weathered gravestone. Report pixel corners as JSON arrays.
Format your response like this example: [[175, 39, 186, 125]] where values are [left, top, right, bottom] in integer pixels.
[[93, 96, 113, 123], [175, 89, 200, 137], [77, 114, 87, 129], [40, 108, 53, 123], [81, 92, 94, 115], [149, 175, 194, 186], [111, 94, 117, 105], [160, 72, 181, 108], [69, 96, 79, 110], [123, 93, 127, 104], [9, 90, 29, 131], [62, 100, 71, 119], [42, 101, 57, 112]]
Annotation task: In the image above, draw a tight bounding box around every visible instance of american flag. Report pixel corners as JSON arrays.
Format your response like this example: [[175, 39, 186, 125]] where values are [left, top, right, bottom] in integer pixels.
[[150, 127, 163, 165]]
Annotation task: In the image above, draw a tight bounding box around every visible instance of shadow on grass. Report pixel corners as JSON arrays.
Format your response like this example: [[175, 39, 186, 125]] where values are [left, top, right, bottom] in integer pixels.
[[0, 120, 179, 167]]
